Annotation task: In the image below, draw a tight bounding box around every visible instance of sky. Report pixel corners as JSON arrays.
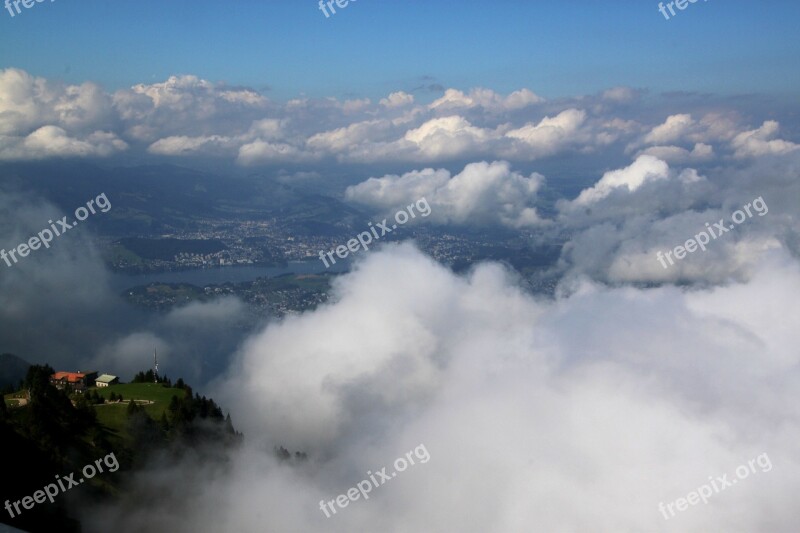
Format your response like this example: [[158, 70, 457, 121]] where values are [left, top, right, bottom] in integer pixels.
[[1, 0, 799, 100]]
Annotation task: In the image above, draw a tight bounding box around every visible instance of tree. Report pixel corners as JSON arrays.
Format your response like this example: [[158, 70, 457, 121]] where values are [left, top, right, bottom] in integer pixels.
[[23, 364, 55, 396], [160, 412, 170, 434], [131, 370, 156, 384], [127, 405, 162, 465]]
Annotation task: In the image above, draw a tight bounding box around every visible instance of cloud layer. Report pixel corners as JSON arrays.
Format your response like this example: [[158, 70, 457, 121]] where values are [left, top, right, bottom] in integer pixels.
[[3, 69, 797, 169], [84, 243, 800, 533]]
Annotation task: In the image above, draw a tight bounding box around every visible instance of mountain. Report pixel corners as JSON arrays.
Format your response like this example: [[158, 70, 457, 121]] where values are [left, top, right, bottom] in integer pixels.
[[0, 161, 366, 237], [0, 353, 29, 390]]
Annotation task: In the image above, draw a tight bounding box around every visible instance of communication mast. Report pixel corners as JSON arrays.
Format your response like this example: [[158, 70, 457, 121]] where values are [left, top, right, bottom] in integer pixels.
[[153, 348, 159, 383]]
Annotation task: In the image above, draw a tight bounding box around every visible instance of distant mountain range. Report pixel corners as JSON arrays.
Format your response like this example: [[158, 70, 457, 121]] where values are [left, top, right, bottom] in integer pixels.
[[0, 161, 366, 238], [0, 353, 30, 390]]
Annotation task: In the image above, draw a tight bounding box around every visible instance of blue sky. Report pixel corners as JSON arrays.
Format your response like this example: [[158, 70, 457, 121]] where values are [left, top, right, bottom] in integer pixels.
[[1, 0, 799, 100]]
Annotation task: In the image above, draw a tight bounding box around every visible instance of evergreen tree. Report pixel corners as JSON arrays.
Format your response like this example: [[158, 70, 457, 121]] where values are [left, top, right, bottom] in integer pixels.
[[160, 412, 170, 434], [23, 364, 55, 395], [275, 446, 291, 461], [126, 405, 162, 465]]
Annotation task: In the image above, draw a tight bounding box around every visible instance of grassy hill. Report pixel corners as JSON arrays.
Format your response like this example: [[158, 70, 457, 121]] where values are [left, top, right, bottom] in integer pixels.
[[92, 383, 184, 439], [0, 365, 239, 532]]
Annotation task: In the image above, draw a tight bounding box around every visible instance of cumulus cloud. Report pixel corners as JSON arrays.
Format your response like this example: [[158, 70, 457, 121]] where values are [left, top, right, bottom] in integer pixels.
[[0, 68, 122, 160], [114, 74, 270, 143], [147, 134, 237, 156], [627, 112, 742, 157], [147, 117, 301, 162], [0, 68, 115, 135], [402, 116, 496, 160], [236, 139, 313, 166], [643, 113, 696, 145], [307, 119, 394, 153], [380, 91, 415, 108], [553, 145, 800, 286], [429, 88, 544, 112], [0, 126, 127, 160], [124, 75, 267, 113], [637, 142, 714, 164], [84, 243, 800, 533], [505, 108, 589, 156], [345, 161, 545, 227], [731, 120, 800, 158], [7, 69, 796, 169], [572, 155, 672, 205]]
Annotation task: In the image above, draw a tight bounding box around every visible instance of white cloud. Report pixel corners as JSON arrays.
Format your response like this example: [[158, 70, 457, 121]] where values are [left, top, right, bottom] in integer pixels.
[[643, 113, 695, 145], [572, 155, 671, 205], [148, 134, 236, 156], [3, 68, 799, 173], [403, 116, 495, 159], [0, 126, 127, 160], [147, 117, 295, 158], [505, 108, 590, 157], [237, 140, 312, 166], [380, 91, 415, 108], [90, 244, 800, 533], [429, 88, 544, 112], [307, 119, 393, 153], [126, 75, 268, 111], [638, 142, 714, 164], [731, 121, 800, 158], [0, 68, 121, 159], [0, 68, 115, 135], [346, 161, 545, 227]]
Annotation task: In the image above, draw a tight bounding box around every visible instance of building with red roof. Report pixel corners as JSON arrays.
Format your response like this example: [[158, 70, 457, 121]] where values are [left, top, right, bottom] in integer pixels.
[[50, 371, 98, 393]]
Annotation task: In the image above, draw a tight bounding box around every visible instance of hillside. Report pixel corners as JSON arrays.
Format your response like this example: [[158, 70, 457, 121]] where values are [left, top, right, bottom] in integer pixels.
[[0, 354, 30, 391], [0, 365, 241, 533], [91, 383, 185, 440]]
